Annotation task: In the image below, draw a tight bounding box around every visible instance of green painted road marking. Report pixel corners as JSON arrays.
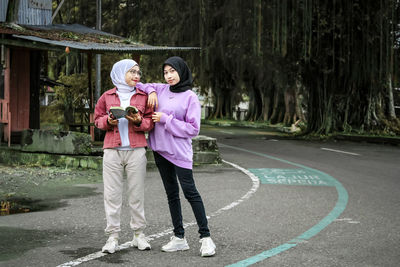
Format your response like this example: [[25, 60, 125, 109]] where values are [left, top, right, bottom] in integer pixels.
[[249, 168, 335, 186], [220, 144, 349, 267]]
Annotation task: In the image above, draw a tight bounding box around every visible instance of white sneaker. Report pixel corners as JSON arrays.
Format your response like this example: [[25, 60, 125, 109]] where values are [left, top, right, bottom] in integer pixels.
[[199, 237, 216, 257], [102, 236, 119, 254], [161, 236, 190, 252], [131, 232, 151, 250]]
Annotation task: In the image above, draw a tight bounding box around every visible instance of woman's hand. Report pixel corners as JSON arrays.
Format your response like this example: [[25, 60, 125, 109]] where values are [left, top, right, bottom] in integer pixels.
[[147, 92, 159, 109], [107, 115, 118, 126], [152, 112, 163, 123], [126, 113, 142, 126]]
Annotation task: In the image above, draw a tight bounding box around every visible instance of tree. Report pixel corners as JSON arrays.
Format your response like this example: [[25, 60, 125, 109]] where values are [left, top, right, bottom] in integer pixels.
[[296, 1, 400, 134], [49, 0, 400, 134], [53, 73, 91, 129], [198, 0, 304, 125]]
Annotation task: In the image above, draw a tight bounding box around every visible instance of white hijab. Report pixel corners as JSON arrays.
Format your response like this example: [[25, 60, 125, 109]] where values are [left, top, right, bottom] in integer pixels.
[[110, 59, 138, 93]]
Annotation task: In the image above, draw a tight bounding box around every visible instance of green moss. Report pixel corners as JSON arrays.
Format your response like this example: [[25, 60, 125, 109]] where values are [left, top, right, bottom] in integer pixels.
[[0, 149, 102, 170], [72, 132, 92, 155]]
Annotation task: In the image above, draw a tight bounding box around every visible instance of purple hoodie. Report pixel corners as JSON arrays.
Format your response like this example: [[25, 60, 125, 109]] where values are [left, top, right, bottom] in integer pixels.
[[136, 82, 201, 169]]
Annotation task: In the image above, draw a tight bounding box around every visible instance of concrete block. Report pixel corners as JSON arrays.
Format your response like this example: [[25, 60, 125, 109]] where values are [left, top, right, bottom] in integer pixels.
[[193, 151, 221, 165], [20, 129, 92, 155], [192, 135, 219, 152]]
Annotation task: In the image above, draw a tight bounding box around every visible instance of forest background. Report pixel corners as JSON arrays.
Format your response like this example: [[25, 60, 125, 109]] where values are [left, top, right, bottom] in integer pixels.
[[49, 0, 400, 136]]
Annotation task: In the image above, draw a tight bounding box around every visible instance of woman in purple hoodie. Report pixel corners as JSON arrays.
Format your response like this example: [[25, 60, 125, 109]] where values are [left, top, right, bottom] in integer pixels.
[[136, 56, 216, 257]]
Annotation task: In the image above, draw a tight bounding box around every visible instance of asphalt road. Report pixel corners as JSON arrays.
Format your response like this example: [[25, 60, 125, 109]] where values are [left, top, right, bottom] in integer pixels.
[[201, 124, 400, 267], [0, 124, 399, 266]]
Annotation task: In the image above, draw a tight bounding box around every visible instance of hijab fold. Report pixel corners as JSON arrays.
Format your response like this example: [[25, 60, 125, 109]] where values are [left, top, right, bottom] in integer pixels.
[[110, 59, 138, 93], [163, 56, 193, 93]]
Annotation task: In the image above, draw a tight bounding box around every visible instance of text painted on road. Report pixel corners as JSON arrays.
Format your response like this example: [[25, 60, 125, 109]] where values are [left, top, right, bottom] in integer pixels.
[[249, 168, 335, 186]]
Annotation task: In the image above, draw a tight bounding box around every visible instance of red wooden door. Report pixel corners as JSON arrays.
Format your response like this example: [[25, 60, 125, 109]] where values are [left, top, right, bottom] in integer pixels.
[[10, 48, 30, 131]]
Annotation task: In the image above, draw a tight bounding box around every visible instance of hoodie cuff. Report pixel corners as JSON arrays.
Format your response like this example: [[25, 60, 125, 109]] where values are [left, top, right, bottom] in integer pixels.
[[159, 113, 168, 124]]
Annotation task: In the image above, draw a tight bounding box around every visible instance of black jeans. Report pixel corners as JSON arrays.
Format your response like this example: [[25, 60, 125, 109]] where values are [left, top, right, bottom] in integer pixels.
[[153, 151, 210, 239]]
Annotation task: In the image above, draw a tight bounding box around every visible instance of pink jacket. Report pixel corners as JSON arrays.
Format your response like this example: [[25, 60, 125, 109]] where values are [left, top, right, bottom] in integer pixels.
[[94, 87, 154, 149]]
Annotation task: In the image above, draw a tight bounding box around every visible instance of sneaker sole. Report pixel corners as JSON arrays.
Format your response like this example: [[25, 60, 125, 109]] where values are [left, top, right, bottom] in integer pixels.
[[161, 245, 190, 252], [102, 247, 119, 254], [201, 250, 216, 257], [137, 246, 151, 251], [131, 241, 151, 251]]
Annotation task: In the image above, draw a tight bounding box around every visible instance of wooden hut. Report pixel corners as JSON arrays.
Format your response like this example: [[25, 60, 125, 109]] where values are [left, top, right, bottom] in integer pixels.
[[0, 0, 199, 145]]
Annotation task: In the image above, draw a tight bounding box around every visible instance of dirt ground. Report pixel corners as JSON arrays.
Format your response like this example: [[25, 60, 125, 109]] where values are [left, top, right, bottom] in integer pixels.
[[0, 163, 103, 215]]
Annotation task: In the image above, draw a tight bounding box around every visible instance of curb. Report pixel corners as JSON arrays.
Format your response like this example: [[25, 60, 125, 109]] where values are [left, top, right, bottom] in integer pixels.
[[0, 148, 223, 170], [333, 134, 400, 145], [0, 135, 222, 170], [202, 120, 400, 146]]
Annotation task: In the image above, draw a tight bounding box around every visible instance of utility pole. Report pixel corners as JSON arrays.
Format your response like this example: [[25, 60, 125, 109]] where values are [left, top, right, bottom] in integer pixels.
[[93, 0, 102, 141], [95, 0, 101, 104]]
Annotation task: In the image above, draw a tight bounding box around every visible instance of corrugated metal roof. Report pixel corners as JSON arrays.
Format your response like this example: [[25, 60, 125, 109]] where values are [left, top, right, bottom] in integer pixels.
[[13, 35, 200, 53], [27, 24, 118, 37], [1, 23, 200, 53]]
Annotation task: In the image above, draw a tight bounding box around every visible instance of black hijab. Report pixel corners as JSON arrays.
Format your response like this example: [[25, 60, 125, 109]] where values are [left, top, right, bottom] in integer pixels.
[[163, 56, 193, 93]]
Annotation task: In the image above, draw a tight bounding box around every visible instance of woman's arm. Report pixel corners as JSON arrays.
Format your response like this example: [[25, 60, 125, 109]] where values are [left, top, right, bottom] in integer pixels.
[[157, 95, 201, 138], [136, 82, 165, 109], [136, 82, 167, 94], [130, 97, 154, 132], [94, 95, 114, 130]]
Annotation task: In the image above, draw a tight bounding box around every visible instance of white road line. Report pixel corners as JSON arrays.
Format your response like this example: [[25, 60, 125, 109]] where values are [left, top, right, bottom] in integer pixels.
[[56, 159, 259, 267], [334, 218, 353, 221], [219, 130, 234, 135], [334, 218, 360, 224], [321, 147, 360, 156]]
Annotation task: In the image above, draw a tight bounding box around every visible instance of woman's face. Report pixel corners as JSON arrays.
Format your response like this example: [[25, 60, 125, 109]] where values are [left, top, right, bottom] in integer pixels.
[[163, 65, 180, 86], [125, 65, 141, 87]]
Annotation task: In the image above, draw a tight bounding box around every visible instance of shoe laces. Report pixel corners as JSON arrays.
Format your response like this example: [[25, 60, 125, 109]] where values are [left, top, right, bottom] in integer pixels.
[[107, 236, 118, 242], [200, 237, 214, 248], [171, 236, 181, 241], [135, 232, 144, 238], [105, 237, 118, 247], [138, 234, 149, 242]]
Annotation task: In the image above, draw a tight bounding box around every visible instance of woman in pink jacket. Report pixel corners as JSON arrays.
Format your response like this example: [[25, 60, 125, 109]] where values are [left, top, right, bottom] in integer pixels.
[[137, 56, 216, 257], [94, 59, 154, 254]]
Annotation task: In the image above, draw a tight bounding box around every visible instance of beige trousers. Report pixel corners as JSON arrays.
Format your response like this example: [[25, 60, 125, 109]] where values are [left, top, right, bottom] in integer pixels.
[[103, 148, 147, 235]]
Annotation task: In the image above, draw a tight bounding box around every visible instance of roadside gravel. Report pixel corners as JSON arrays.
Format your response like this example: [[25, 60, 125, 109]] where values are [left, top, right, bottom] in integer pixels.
[[0, 164, 103, 214]]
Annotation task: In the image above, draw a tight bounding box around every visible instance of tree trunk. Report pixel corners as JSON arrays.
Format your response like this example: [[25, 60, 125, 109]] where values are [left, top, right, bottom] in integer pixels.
[[212, 94, 224, 119], [262, 94, 271, 121], [6, 0, 20, 23], [253, 84, 264, 121], [294, 83, 305, 122], [270, 87, 281, 124], [387, 74, 396, 119], [321, 95, 333, 134], [283, 85, 296, 125], [343, 88, 352, 131], [245, 88, 256, 121]]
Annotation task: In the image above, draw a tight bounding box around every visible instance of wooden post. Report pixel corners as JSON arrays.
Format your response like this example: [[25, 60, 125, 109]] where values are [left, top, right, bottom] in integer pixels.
[[29, 50, 41, 129], [132, 54, 141, 64], [87, 53, 94, 141], [95, 0, 102, 104], [3, 47, 10, 146]]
